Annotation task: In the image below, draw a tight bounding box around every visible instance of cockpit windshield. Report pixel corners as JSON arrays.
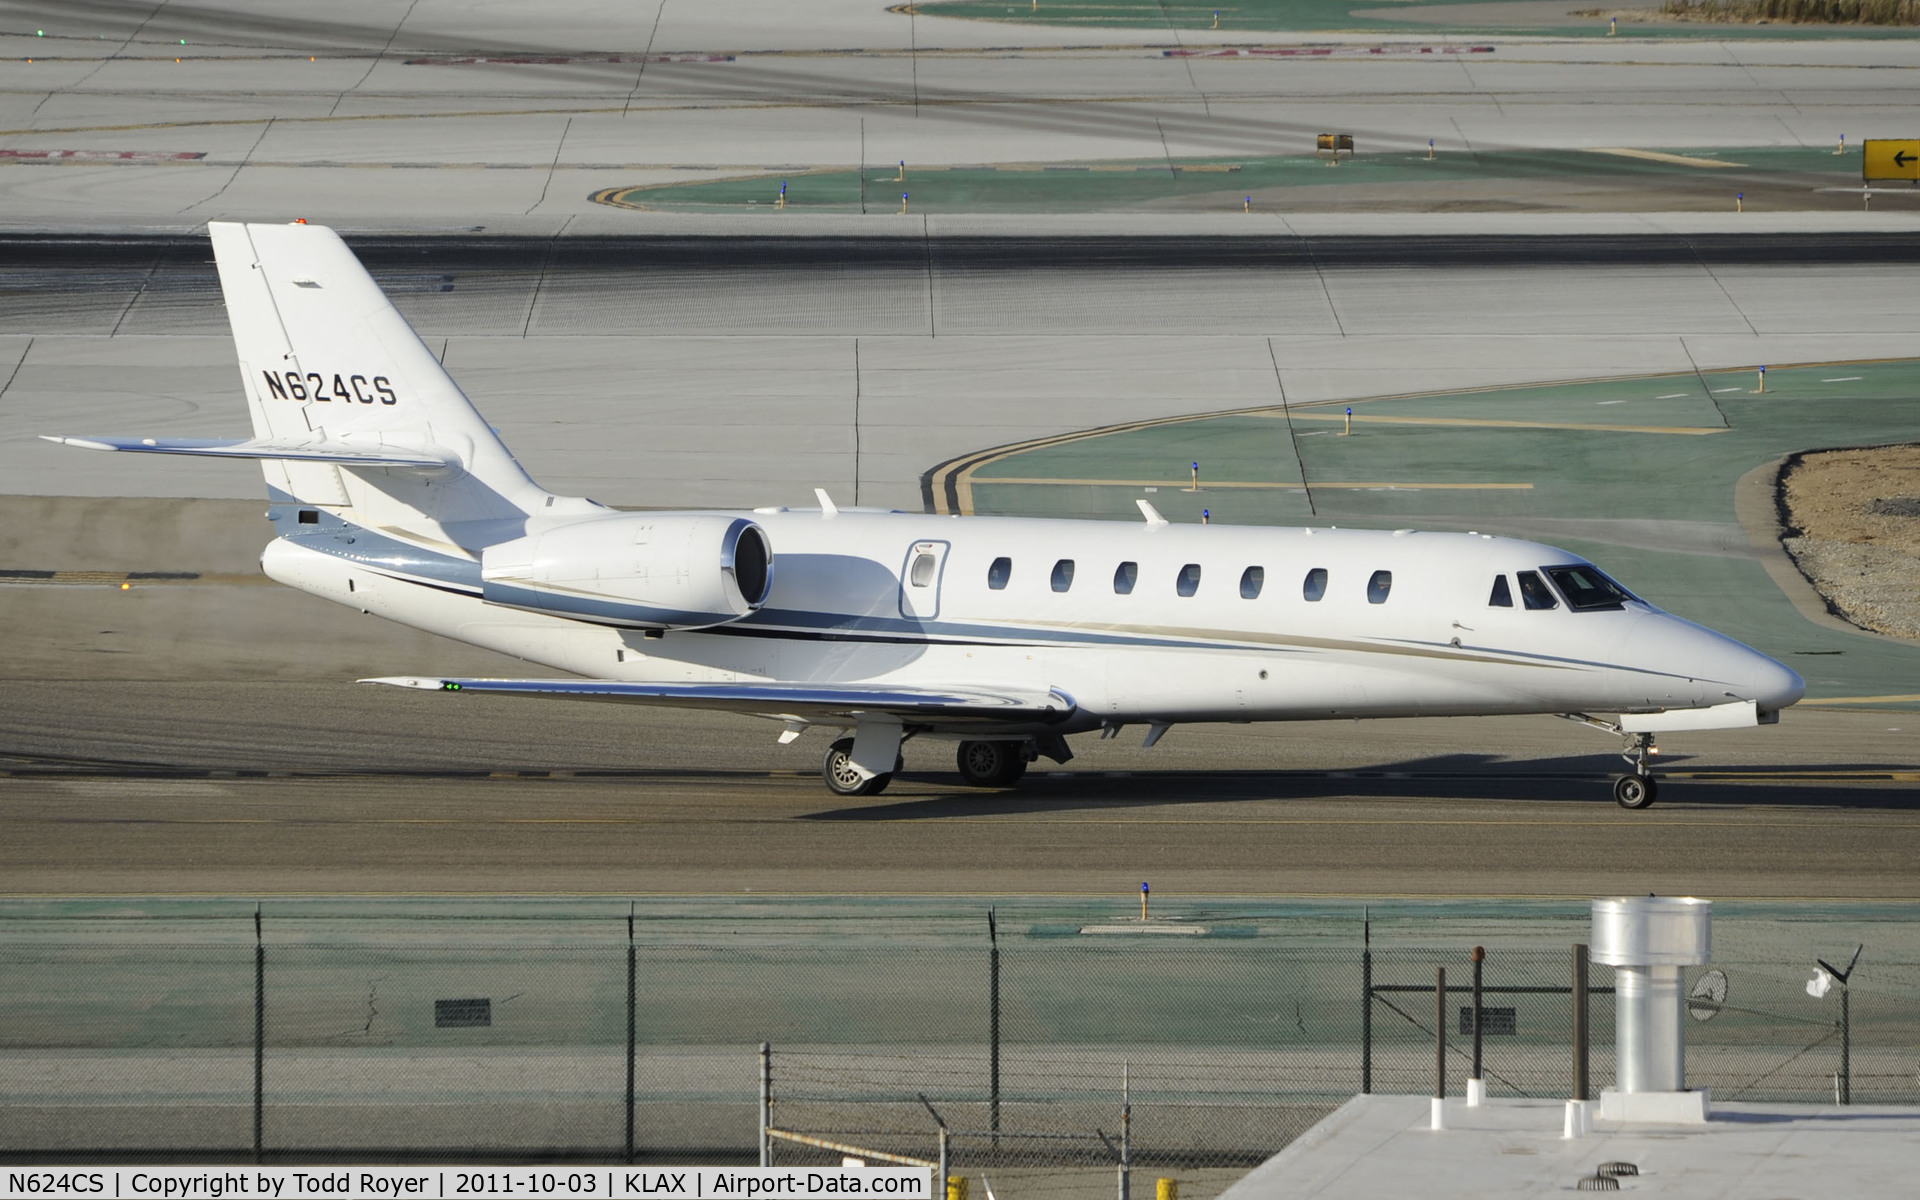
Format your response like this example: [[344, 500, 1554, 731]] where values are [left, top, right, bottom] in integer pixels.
[[1544, 564, 1638, 612]]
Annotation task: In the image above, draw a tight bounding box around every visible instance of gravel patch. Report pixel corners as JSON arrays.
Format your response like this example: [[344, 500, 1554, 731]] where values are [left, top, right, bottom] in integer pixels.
[[1780, 444, 1920, 640]]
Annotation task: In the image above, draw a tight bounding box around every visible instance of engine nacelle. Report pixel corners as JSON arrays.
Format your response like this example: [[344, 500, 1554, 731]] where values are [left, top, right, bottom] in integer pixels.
[[480, 513, 772, 629]]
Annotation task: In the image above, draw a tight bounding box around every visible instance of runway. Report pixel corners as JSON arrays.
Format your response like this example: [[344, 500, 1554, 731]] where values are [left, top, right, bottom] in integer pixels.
[[3, 226, 1918, 902], [3, 681, 1916, 898], [5, 0, 1920, 229], [8, 229, 1920, 512], [5, 2, 1919, 908]]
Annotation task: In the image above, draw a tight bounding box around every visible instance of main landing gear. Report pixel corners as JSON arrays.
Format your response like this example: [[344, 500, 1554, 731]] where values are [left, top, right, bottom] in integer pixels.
[[956, 739, 1029, 788], [821, 737, 902, 798], [819, 731, 1068, 795], [1613, 731, 1659, 810]]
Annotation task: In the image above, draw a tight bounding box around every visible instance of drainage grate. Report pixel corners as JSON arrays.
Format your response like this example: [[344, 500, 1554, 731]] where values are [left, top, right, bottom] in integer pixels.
[[434, 998, 491, 1027]]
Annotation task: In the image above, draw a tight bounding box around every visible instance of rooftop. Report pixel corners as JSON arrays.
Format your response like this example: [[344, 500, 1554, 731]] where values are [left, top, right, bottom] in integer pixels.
[[1219, 1094, 1920, 1199]]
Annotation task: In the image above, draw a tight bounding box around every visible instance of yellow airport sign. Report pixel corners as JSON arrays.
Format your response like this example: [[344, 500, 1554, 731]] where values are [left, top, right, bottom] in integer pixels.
[[1862, 139, 1920, 182]]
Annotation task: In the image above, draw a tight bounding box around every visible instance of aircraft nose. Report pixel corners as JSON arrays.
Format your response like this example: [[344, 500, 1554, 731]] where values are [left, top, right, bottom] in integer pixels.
[[1619, 614, 1805, 712], [1749, 651, 1806, 713]]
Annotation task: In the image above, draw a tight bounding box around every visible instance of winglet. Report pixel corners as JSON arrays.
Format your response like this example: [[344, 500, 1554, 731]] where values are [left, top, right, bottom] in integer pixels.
[[1136, 499, 1169, 528], [814, 487, 840, 517]]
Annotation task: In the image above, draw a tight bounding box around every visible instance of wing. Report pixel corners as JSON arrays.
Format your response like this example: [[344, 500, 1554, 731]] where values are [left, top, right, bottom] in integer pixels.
[[41, 435, 451, 469], [361, 675, 1077, 727]]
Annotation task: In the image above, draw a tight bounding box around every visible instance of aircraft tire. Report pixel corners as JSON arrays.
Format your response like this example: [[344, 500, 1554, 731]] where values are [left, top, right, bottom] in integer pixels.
[[1612, 773, 1657, 809], [956, 740, 1027, 787], [823, 737, 892, 797]]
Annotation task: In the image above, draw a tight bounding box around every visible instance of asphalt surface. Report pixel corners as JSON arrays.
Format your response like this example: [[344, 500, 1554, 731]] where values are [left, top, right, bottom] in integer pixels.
[[3, 680, 1915, 898], [7, 230, 1920, 278]]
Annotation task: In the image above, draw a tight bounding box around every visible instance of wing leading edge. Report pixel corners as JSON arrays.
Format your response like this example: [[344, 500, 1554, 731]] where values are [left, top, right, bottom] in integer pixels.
[[361, 675, 1078, 726]]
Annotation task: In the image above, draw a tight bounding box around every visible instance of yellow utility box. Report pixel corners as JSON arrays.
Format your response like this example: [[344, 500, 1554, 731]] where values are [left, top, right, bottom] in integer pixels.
[[1316, 133, 1354, 163]]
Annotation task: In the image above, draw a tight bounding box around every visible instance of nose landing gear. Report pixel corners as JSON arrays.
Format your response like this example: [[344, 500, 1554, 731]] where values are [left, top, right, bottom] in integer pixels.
[[1613, 731, 1659, 809], [1559, 714, 1663, 809]]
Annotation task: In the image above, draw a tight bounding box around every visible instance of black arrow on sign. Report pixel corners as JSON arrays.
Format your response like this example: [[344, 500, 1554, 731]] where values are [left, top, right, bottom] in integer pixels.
[[1896, 150, 1917, 167]]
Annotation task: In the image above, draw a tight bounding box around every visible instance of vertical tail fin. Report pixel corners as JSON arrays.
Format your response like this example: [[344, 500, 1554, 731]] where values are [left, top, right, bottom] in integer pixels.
[[211, 221, 566, 537]]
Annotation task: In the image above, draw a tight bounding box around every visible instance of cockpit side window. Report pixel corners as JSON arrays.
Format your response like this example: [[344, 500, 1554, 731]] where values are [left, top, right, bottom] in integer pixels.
[[1489, 575, 1513, 607], [1516, 570, 1558, 611], [1544, 564, 1636, 612]]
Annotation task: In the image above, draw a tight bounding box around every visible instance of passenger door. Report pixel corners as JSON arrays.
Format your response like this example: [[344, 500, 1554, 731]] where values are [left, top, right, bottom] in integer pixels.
[[898, 540, 949, 621]]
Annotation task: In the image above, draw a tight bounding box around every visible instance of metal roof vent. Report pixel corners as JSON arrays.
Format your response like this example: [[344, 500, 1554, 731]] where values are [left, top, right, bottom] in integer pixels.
[[1575, 1176, 1620, 1191], [1598, 1162, 1640, 1177], [1594, 896, 1713, 1123]]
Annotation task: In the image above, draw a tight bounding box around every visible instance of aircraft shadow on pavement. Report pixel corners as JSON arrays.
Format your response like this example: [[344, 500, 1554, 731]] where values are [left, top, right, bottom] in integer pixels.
[[800, 751, 1920, 821]]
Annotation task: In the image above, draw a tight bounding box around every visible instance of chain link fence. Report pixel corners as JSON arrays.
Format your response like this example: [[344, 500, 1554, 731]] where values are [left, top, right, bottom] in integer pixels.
[[2, 899, 1915, 1197]]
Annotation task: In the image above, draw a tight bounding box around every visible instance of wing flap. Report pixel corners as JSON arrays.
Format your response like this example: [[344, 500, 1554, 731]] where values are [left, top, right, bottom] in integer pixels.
[[41, 435, 451, 469], [362, 675, 1077, 725]]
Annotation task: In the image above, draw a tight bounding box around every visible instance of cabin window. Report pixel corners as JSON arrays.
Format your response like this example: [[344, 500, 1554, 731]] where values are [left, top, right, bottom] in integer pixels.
[[987, 556, 1012, 590], [1545, 565, 1635, 612], [1489, 575, 1513, 607], [1303, 567, 1328, 602], [1516, 570, 1558, 611], [1051, 559, 1075, 593], [1240, 566, 1265, 599], [1367, 570, 1392, 605], [910, 553, 937, 588], [1176, 563, 1202, 597], [1114, 561, 1138, 594]]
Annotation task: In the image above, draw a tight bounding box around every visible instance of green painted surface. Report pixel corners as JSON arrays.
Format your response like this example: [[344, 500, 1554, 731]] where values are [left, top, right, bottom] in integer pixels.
[[600, 147, 1859, 214], [914, 0, 1920, 39], [961, 359, 1920, 699]]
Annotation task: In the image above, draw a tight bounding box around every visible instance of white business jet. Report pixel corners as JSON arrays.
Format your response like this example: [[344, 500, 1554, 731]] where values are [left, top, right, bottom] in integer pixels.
[[48, 222, 1804, 807]]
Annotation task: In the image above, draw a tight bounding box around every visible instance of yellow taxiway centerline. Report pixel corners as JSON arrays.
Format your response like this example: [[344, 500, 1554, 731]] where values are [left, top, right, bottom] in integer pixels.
[[1585, 148, 1746, 169], [970, 477, 1532, 490]]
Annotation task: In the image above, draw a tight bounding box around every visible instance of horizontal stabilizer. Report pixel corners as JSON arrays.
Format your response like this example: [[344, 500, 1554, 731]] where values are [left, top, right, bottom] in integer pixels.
[[42, 435, 452, 469], [362, 675, 1077, 725]]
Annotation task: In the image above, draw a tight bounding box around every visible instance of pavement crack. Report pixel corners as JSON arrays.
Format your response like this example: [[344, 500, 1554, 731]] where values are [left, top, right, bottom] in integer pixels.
[[623, 0, 670, 117], [1267, 337, 1316, 516], [329, 0, 422, 118], [526, 117, 573, 215]]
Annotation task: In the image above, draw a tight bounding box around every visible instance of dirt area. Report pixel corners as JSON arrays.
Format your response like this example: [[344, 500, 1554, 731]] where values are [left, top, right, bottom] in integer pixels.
[[1574, 2, 1920, 23], [1779, 444, 1920, 640]]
